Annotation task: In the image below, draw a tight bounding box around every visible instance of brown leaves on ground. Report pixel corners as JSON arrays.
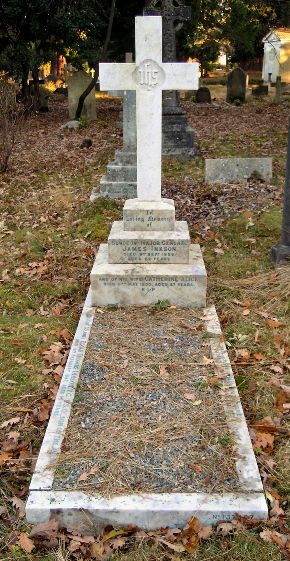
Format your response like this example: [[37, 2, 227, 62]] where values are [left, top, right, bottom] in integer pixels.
[[14, 512, 290, 559], [0, 328, 72, 509]]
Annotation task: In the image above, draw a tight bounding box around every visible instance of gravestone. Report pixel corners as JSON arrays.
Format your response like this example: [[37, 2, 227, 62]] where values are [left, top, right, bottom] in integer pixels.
[[67, 70, 96, 121], [90, 53, 137, 200], [226, 67, 247, 104], [275, 76, 282, 100], [38, 85, 50, 112], [272, 117, 290, 263], [252, 85, 269, 97], [196, 86, 211, 103], [205, 157, 272, 183], [26, 16, 267, 532], [91, 16, 203, 304], [144, 0, 197, 157]]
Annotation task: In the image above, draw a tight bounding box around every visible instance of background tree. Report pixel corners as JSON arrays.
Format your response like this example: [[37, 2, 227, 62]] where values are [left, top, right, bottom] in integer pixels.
[[0, 0, 143, 110], [178, 0, 288, 72]]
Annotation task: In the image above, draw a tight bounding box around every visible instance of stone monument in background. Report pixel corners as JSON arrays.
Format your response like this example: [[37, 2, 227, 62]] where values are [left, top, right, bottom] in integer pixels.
[[68, 70, 97, 121], [144, 0, 197, 157], [90, 53, 137, 201], [226, 67, 247, 104]]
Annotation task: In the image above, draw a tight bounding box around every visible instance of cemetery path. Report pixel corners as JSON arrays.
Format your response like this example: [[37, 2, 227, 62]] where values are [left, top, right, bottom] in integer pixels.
[[0, 94, 289, 560]]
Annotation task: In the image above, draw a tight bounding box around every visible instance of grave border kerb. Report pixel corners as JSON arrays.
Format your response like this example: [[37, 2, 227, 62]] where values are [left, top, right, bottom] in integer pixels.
[[26, 290, 268, 527]]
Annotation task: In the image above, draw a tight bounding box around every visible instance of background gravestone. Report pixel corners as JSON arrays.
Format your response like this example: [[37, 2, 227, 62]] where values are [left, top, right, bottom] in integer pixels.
[[67, 70, 96, 120], [90, 52, 137, 200], [252, 85, 269, 97], [144, 0, 197, 158], [226, 67, 247, 104], [196, 86, 211, 103]]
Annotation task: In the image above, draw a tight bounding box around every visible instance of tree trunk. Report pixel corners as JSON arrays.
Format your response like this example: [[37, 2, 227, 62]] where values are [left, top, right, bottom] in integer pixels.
[[21, 67, 32, 111], [32, 67, 40, 111], [74, 0, 117, 120], [50, 54, 58, 77]]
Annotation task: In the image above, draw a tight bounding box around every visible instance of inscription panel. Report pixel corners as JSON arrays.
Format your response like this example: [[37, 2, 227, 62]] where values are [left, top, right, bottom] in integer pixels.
[[91, 272, 206, 307], [123, 208, 175, 231], [108, 238, 189, 264]]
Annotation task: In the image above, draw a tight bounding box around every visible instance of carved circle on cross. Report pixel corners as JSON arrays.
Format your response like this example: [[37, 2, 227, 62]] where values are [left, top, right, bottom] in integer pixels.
[[133, 59, 165, 91]]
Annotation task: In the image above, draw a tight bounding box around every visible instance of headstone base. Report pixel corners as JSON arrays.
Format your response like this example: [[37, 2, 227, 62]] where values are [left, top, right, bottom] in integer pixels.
[[271, 243, 290, 264], [90, 244, 207, 307], [90, 151, 137, 201], [162, 113, 197, 158], [108, 220, 190, 264]]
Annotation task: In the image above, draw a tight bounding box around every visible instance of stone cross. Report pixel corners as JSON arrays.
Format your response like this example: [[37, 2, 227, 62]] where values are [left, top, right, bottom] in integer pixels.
[[144, 0, 191, 61], [144, 0, 191, 112], [99, 16, 198, 201]]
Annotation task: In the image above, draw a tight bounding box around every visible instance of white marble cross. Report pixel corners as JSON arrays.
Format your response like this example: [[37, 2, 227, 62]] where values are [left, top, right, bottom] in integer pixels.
[[99, 16, 199, 201]]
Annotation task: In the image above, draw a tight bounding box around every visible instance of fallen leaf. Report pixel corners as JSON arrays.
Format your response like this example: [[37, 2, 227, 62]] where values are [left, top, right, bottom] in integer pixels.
[[17, 533, 35, 553], [266, 319, 285, 329], [270, 500, 285, 518], [0, 417, 20, 429], [30, 518, 59, 537], [15, 357, 26, 365], [254, 353, 265, 361], [90, 541, 106, 559], [12, 339, 24, 346], [102, 529, 128, 542], [11, 497, 26, 518], [275, 385, 290, 413], [201, 356, 214, 365], [110, 537, 128, 550], [78, 466, 98, 482], [270, 364, 283, 375], [159, 364, 170, 378], [184, 392, 197, 401], [242, 309, 250, 316], [156, 538, 186, 552], [180, 320, 196, 330], [253, 431, 275, 451], [235, 349, 250, 361], [260, 529, 288, 549], [217, 522, 237, 535], [68, 540, 82, 553], [188, 463, 202, 472]]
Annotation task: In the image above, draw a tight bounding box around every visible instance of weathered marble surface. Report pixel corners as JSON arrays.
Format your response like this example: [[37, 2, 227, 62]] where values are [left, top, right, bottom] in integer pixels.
[[26, 301, 267, 532], [123, 198, 175, 231], [99, 17, 198, 200], [205, 157, 272, 183], [91, 244, 207, 307], [108, 220, 190, 264]]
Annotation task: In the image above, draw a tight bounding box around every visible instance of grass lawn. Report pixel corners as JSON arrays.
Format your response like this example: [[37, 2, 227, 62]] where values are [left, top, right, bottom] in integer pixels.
[[0, 93, 289, 560]]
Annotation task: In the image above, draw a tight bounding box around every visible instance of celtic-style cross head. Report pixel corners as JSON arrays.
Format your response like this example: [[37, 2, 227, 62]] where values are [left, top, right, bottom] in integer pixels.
[[144, 0, 191, 22]]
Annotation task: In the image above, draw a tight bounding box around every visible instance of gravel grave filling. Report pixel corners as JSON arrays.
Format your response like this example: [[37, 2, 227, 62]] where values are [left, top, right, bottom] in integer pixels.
[[53, 307, 240, 496]]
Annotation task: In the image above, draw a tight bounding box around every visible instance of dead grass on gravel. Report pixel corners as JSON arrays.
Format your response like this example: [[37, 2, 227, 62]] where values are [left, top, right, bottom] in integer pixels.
[[54, 308, 238, 496]]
